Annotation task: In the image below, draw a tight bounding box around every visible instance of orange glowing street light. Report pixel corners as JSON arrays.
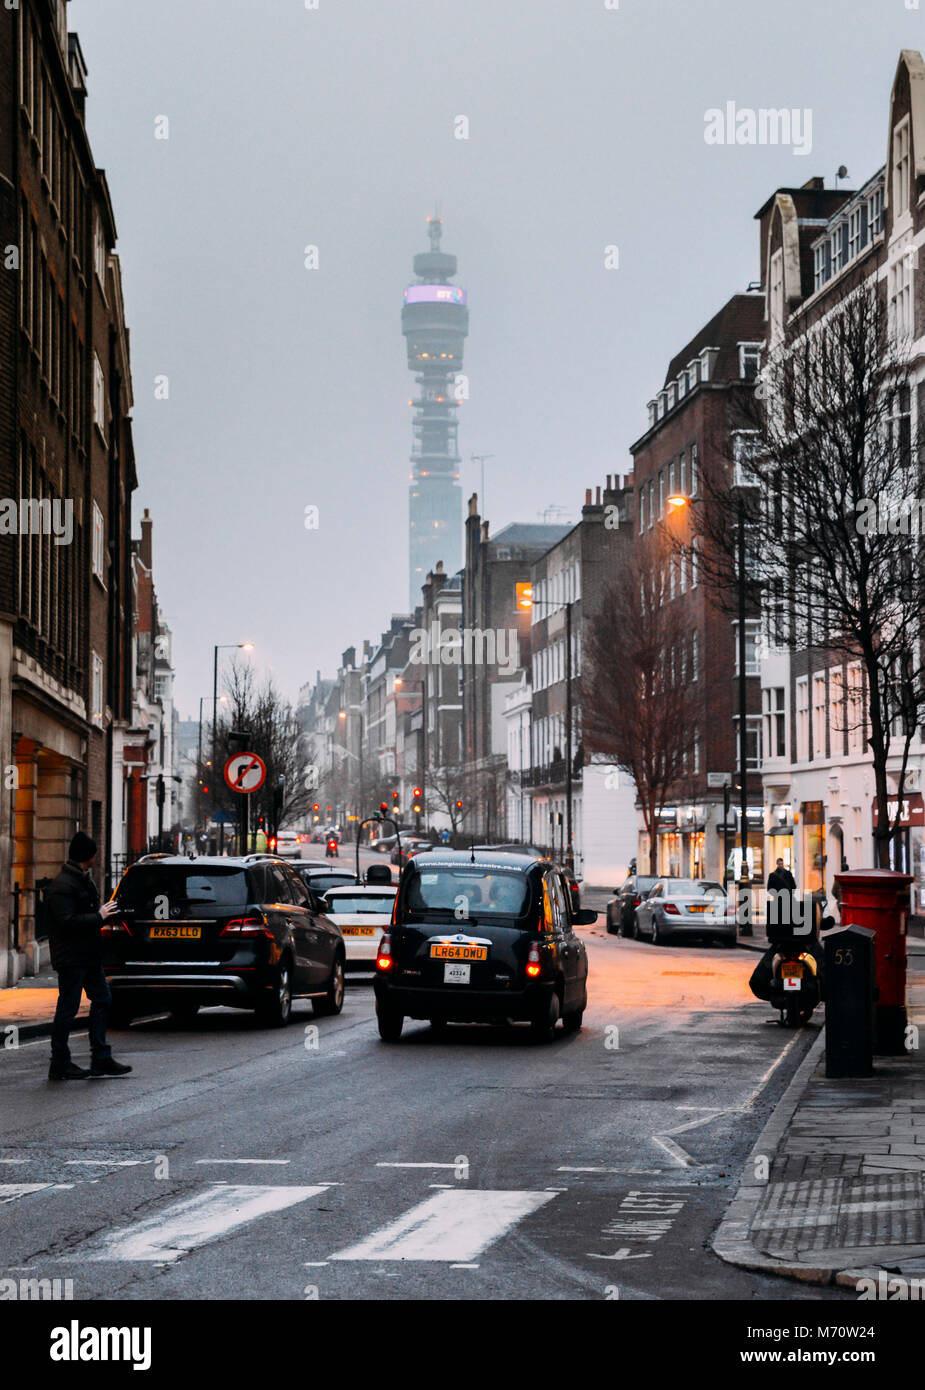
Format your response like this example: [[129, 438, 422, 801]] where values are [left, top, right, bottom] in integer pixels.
[[666, 494, 689, 510]]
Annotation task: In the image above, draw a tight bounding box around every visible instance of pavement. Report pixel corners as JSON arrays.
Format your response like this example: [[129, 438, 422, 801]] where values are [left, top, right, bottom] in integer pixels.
[[713, 944, 925, 1290]]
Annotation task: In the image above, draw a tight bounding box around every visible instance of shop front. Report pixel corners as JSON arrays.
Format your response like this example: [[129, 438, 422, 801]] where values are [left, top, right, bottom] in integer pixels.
[[656, 806, 708, 878]]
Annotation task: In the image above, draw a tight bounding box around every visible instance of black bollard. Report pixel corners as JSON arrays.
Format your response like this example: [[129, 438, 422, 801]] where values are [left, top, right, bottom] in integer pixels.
[[824, 925, 875, 1078]]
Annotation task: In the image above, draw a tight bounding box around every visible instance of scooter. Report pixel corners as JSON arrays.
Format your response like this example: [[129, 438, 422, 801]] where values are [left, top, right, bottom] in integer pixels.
[[749, 901, 834, 1028], [325, 837, 339, 859]]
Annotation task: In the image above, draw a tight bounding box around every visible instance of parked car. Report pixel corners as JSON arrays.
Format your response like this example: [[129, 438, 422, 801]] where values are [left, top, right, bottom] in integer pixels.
[[606, 875, 659, 937], [274, 830, 302, 859], [321, 883, 397, 971], [373, 849, 595, 1043], [633, 878, 735, 947], [102, 856, 345, 1027]]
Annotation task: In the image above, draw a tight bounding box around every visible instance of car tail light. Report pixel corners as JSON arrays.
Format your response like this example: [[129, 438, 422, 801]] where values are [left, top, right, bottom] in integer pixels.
[[663, 903, 680, 915], [220, 916, 273, 940], [634, 896, 642, 906], [526, 942, 542, 978], [376, 933, 393, 972], [101, 920, 132, 938]]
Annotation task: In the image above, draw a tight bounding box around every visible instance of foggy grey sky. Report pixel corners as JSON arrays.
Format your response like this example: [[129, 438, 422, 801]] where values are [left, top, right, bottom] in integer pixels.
[[69, 0, 916, 718]]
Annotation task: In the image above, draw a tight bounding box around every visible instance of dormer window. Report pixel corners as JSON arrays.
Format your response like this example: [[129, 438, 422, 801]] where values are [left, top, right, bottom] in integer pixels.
[[647, 400, 657, 428], [658, 390, 668, 418], [678, 370, 688, 397], [688, 359, 701, 386], [667, 382, 677, 410], [739, 344, 761, 380], [869, 185, 885, 236]]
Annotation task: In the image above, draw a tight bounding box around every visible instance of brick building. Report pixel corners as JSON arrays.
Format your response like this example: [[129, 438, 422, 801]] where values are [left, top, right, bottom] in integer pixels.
[[0, 0, 138, 982], [629, 293, 766, 884], [522, 475, 637, 883], [460, 498, 569, 842]]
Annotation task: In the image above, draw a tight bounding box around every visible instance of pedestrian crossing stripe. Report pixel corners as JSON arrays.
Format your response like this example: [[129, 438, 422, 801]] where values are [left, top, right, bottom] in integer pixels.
[[6, 1183, 561, 1264], [80, 1184, 329, 1263], [329, 1189, 558, 1262]]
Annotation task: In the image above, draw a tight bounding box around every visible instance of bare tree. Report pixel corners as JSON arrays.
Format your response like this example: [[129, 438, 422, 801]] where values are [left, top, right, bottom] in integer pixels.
[[426, 764, 470, 838], [211, 660, 323, 834], [688, 276, 925, 868], [584, 536, 706, 873]]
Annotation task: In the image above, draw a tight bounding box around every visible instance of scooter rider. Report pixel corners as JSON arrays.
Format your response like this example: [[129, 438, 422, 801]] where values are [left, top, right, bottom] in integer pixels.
[[749, 865, 827, 1002]]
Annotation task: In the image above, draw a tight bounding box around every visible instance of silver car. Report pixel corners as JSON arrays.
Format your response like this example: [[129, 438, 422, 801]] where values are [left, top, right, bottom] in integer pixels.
[[634, 878, 736, 947]]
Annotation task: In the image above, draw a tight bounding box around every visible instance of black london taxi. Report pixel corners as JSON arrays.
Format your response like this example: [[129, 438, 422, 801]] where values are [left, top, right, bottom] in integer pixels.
[[373, 850, 595, 1043], [102, 855, 345, 1028]]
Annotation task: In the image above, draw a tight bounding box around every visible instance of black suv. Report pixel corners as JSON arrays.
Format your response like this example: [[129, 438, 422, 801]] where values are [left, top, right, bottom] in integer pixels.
[[103, 856, 345, 1027], [373, 850, 594, 1043]]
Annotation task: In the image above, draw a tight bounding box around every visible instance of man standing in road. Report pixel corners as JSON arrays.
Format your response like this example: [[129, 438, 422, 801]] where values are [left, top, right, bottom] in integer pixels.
[[45, 832, 133, 1081]]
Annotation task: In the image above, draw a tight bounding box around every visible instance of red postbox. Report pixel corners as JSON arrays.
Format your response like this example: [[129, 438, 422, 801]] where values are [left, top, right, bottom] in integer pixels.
[[834, 869, 911, 1055]]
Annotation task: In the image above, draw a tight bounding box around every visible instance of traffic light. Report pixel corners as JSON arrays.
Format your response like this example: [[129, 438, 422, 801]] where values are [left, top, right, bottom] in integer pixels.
[[257, 814, 266, 832], [313, 804, 320, 812], [455, 800, 463, 810], [413, 787, 422, 799]]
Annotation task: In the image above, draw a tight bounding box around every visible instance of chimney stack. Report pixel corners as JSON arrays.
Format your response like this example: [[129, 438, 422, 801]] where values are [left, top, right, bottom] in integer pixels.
[[140, 508, 153, 569]]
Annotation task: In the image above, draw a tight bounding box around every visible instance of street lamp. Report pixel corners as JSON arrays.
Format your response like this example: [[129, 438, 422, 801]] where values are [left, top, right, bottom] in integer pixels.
[[212, 643, 253, 827]]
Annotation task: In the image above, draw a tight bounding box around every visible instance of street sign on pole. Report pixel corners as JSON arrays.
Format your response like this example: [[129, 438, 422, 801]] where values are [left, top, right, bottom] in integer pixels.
[[224, 752, 267, 795], [707, 772, 732, 788]]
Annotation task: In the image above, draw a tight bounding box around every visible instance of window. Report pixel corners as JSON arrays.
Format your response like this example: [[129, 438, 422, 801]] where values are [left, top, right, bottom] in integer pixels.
[[691, 628, 699, 680], [869, 185, 884, 237], [678, 451, 686, 496], [690, 538, 699, 587], [812, 672, 827, 759], [733, 620, 760, 676], [893, 118, 911, 219], [891, 384, 912, 468], [91, 651, 104, 728], [763, 687, 786, 760], [647, 479, 655, 529], [93, 353, 106, 435], [889, 255, 913, 343], [658, 471, 665, 516], [689, 443, 698, 498], [739, 343, 761, 380], [638, 485, 646, 534], [848, 203, 868, 261], [796, 677, 809, 761], [94, 215, 107, 288], [679, 548, 687, 594], [91, 501, 105, 581], [735, 716, 761, 772], [847, 662, 865, 755]]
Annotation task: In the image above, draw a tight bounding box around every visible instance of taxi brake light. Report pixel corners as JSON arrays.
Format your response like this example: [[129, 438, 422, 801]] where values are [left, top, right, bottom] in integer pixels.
[[526, 942, 542, 978], [376, 933, 393, 971]]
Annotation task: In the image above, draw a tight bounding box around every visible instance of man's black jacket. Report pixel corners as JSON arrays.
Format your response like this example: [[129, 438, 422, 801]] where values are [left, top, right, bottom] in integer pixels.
[[45, 862, 103, 970], [767, 867, 797, 893]]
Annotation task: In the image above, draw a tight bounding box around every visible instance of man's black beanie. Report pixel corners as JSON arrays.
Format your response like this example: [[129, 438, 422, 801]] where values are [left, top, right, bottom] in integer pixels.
[[68, 831, 97, 863]]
